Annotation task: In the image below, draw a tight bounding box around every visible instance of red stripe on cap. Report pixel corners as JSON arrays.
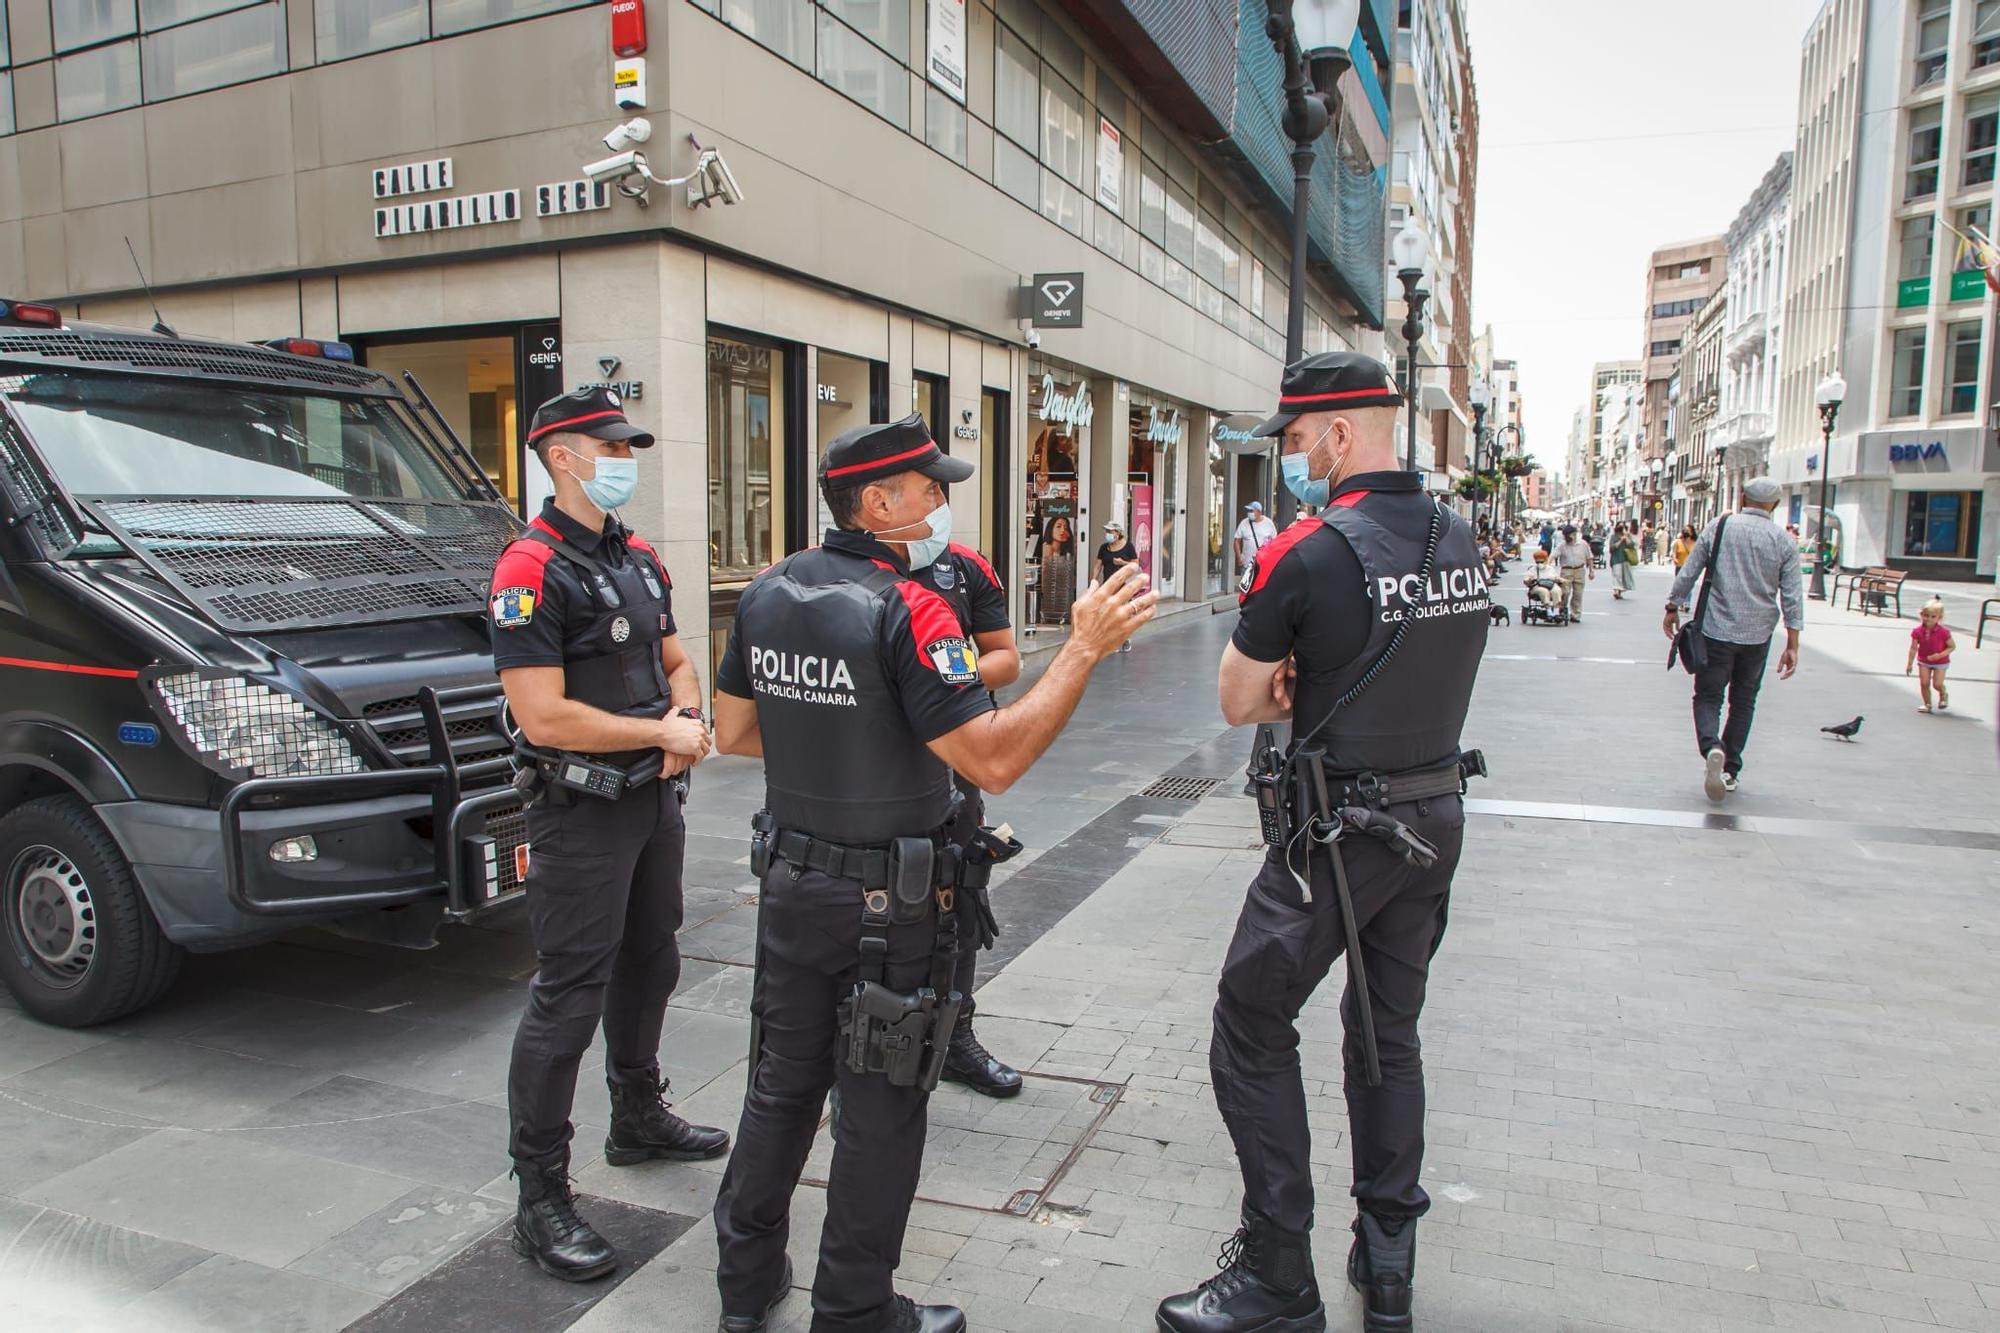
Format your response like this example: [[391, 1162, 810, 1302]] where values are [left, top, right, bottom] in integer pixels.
[[825, 441, 937, 478], [527, 409, 625, 443], [0, 656, 141, 679], [1279, 387, 1402, 406]]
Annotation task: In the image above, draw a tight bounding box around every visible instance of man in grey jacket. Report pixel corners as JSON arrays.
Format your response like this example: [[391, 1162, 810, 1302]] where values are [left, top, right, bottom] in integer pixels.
[[1663, 477, 1804, 801]]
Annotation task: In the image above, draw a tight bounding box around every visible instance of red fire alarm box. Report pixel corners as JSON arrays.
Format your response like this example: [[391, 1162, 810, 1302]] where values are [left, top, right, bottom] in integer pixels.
[[611, 0, 648, 57]]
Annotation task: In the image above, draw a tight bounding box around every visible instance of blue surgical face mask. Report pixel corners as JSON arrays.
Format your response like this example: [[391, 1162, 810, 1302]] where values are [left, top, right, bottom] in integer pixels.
[[571, 455, 639, 511], [1280, 423, 1339, 507], [880, 501, 953, 568]]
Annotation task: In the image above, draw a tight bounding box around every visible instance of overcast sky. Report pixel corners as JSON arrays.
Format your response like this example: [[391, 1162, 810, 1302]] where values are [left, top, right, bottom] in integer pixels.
[[1462, 0, 1829, 479]]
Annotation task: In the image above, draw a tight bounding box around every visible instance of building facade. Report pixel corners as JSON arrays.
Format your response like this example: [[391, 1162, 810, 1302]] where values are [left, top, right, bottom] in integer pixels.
[[1639, 236, 1726, 523], [1568, 359, 1642, 523], [1677, 287, 1728, 529], [1777, 0, 2000, 576], [0, 0, 1398, 676], [1715, 153, 1793, 514]]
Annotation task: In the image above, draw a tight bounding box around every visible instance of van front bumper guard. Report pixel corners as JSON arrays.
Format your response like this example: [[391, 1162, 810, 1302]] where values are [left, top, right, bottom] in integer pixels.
[[218, 685, 527, 920]]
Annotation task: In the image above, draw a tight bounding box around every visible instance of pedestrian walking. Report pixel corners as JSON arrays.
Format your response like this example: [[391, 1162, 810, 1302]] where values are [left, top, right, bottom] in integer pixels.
[[1156, 352, 1489, 1333], [1097, 522, 1141, 652], [1555, 524, 1593, 621], [711, 417, 1156, 1333], [1608, 523, 1638, 600], [488, 388, 731, 1283], [1234, 501, 1278, 574], [1672, 524, 1697, 570], [1538, 520, 1555, 554], [1640, 521, 1656, 565], [1908, 598, 1955, 713], [1664, 476, 1803, 802]]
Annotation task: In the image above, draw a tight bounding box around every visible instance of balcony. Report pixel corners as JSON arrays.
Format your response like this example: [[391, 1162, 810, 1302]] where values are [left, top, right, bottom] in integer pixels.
[[1725, 310, 1767, 363], [1712, 411, 1774, 452]]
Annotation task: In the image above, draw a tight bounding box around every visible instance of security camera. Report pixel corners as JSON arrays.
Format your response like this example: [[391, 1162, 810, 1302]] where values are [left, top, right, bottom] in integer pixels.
[[1026, 328, 1043, 349], [583, 150, 645, 181], [603, 117, 652, 153], [688, 148, 745, 208]]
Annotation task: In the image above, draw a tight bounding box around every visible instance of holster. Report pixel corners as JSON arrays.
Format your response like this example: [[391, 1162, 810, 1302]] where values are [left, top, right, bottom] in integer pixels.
[[955, 824, 1023, 951]]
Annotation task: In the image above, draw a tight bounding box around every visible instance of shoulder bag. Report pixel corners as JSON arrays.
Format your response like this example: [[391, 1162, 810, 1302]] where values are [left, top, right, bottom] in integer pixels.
[[1669, 517, 1727, 675]]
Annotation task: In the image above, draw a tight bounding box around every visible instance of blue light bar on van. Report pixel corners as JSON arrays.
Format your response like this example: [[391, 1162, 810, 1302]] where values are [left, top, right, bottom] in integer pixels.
[[261, 337, 356, 361]]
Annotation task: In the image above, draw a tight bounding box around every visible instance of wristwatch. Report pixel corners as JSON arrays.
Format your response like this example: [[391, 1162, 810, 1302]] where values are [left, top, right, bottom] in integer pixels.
[[675, 706, 704, 723]]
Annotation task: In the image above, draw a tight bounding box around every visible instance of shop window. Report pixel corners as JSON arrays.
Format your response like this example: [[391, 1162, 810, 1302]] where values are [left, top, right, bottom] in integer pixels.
[[1891, 327, 1927, 418], [363, 335, 523, 510], [140, 1, 286, 101], [56, 41, 142, 120], [913, 372, 949, 452], [318, 0, 430, 62], [1965, 94, 2000, 188], [1127, 397, 1185, 601], [1904, 490, 1983, 559], [432, 0, 600, 38], [1026, 368, 1087, 628], [708, 333, 789, 583], [814, 350, 880, 532], [1907, 105, 1943, 201], [1205, 436, 1227, 597], [818, 10, 908, 130], [1946, 320, 1982, 413], [981, 388, 1009, 579], [994, 20, 1038, 151]]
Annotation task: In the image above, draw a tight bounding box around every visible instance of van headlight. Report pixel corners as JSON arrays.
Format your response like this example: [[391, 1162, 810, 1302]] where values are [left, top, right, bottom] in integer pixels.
[[150, 671, 366, 779]]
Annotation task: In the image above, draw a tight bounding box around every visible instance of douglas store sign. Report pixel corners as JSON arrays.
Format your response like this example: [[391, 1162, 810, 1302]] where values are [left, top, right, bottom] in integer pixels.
[[1211, 413, 1268, 455]]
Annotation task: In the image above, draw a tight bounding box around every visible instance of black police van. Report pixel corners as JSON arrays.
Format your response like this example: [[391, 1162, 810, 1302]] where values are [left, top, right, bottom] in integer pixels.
[[0, 301, 532, 1027]]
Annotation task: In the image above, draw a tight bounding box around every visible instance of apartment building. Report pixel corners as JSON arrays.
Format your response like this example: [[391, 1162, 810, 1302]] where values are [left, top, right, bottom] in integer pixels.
[[1639, 236, 1726, 522], [1676, 287, 1729, 529], [1715, 154, 1793, 516]]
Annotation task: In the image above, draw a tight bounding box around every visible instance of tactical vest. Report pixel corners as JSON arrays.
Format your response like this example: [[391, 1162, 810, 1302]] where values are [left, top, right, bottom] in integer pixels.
[[519, 527, 671, 715], [1297, 497, 1490, 775], [734, 549, 956, 845]]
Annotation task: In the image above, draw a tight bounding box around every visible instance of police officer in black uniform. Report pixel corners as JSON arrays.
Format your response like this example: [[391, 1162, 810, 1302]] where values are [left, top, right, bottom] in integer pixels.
[[1157, 354, 1490, 1333], [490, 387, 731, 1283], [912, 525, 1025, 1098], [710, 417, 1156, 1333]]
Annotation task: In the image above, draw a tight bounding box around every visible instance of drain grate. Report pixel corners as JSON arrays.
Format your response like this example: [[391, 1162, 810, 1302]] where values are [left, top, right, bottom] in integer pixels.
[[1141, 775, 1221, 801]]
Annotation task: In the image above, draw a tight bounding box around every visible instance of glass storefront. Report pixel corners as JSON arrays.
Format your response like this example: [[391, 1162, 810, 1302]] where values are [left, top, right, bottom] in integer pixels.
[[707, 332, 790, 681], [1125, 393, 1186, 601], [1205, 434, 1228, 597], [1026, 365, 1090, 626], [815, 350, 878, 533], [364, 334, 522, 508], [1903, 489, 1984, 560]]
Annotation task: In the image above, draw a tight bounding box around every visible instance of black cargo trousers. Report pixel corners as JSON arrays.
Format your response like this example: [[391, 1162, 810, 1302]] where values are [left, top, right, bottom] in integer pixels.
[[714, 861, 939, 1333], [508, 777, 686, 1166], [1209, 792, 1465, 1234]]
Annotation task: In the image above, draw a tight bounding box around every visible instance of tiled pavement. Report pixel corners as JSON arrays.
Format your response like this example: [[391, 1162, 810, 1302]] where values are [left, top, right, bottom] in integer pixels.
[[6, 569, 2000, 1331]]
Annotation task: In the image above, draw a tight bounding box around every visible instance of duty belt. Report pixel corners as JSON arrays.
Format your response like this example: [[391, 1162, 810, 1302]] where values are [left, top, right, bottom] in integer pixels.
[[770, 830, 958, 891], [1321, 750, 1487, 811]]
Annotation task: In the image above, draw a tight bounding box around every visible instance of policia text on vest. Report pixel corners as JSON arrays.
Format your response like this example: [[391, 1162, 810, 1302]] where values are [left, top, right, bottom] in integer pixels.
[[709, 416, 1156, 1333], [488, 388, 731, 1286], [1159, 352, 1491, 1333]]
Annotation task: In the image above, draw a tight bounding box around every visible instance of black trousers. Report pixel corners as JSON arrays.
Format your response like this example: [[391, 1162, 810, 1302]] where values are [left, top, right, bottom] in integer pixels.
[[1210, 795, 1462, 1233], [1692, 635, 1770, 778], [713, 864, 939, 1333], [508, 779, 686, 1164]]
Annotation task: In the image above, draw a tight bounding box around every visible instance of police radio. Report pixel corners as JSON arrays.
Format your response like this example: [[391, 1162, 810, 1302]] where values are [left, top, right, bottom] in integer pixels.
[[1247, 724, 1291, 849]]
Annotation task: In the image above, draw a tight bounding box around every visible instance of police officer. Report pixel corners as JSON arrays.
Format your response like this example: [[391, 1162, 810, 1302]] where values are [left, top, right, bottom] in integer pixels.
[[491, 387, 731, 1283], [1156, 354, 1490, 1333], [910, 520, 1025, 1098], [710, 417, 1155, 1333]]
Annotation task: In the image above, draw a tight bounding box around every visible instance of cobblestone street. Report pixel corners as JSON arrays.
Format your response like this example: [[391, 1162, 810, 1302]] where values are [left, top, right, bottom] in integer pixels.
[[5, 568, 1999, 1332]]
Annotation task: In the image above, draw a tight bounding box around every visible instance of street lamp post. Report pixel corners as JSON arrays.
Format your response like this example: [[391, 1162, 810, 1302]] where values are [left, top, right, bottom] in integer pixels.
[[1468, 377, 1490, 541], [1392, 217, 1430, 473], [1266, 0, 1358, 526], [1808, 371, 1846, 600]]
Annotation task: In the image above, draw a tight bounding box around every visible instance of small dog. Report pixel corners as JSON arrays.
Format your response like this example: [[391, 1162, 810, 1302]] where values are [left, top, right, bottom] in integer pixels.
[[1488, 604, 1511, 626]]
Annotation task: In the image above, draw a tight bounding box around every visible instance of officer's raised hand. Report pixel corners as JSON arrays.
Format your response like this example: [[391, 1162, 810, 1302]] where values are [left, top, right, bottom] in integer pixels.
[[1067, 564, 1159, 660]]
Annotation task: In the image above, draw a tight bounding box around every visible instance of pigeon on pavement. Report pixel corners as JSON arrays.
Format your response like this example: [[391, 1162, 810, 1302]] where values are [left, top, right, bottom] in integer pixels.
[[1821, 716, 1864, 741]]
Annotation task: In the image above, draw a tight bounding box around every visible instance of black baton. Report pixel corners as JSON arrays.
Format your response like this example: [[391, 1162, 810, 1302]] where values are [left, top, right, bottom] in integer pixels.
[[1303, 757, 1382, 1089]]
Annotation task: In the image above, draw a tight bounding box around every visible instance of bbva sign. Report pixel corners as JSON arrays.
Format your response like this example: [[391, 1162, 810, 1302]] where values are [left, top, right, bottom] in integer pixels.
[[1889, 441, 1947, 464]]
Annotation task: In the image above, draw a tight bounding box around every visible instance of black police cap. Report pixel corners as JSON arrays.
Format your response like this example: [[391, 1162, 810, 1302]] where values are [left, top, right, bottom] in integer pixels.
[[527, 385, 654, 449], [1251, 351, 1405, 438], [821, 413, 973, 488]]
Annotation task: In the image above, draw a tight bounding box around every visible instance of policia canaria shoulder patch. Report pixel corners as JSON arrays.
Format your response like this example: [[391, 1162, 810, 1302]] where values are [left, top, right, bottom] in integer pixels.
[[924, 636, 981, 685], [491, 586, 537, 628]]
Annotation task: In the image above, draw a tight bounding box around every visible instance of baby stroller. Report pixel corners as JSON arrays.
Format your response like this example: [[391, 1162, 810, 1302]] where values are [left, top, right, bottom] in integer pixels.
[[1520, 577, 1573, 626]]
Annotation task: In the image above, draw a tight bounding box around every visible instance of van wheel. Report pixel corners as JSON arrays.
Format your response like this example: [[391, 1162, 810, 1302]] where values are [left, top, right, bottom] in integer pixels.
[[0, 795, 181, 1027]]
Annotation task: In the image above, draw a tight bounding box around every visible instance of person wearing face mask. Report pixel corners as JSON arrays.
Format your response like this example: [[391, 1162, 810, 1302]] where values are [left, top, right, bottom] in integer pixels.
[[710, 416, 1157, 1333], [1157, 353, 1490, 1333], [489, 387, 730, 1285]]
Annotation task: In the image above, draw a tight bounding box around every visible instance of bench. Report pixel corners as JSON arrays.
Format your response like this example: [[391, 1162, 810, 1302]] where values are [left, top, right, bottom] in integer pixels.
[[1843, 567, 1907, 617], [1980, 598, 2000, 648]]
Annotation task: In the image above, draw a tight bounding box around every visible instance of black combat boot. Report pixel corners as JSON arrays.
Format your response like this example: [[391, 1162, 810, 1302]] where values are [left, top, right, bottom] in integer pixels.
[[1154, 1209, 1325, 1332], [1346, 1211, 1417, 1333], [717, 1255, 792, 1332], [512, 1154, 617, 1282], [882, 1293, 967, 1332], [940, 1016, 1022, 1098], [605, 1074, 732, 1165]]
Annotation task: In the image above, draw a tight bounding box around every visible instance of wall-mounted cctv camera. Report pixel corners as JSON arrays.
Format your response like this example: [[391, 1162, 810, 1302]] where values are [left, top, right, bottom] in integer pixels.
[[1025, 328, 1043, 349], [583, 150, 645, 182], [688, 146, 745, 208], [603, 117, 652, 154]]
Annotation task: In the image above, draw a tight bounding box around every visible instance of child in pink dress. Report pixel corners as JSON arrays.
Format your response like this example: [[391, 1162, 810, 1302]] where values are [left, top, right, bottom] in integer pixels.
[[1906, 598, 1956, 713]]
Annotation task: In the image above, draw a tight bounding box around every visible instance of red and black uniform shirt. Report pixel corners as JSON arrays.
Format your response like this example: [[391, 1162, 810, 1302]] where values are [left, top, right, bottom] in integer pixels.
[[1233, 471, 1428, 674], [920, 542, 1010, 638], [488, 498, 675, 691]]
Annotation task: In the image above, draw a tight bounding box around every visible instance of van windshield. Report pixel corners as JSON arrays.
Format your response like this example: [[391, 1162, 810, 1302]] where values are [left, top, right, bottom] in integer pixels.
[[1, 371, 467, 503]]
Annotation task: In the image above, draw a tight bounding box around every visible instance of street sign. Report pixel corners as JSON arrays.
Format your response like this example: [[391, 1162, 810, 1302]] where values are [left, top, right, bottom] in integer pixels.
[[1030, 272, 1085, 328]]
